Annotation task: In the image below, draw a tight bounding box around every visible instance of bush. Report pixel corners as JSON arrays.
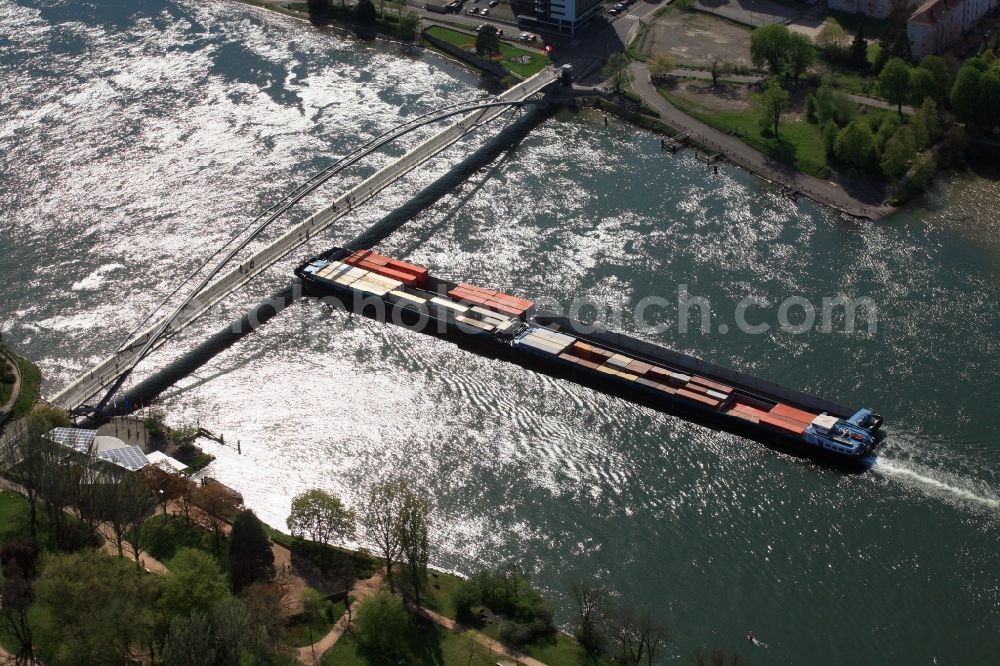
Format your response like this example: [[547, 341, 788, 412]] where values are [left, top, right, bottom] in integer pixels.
[[355, 592, 410, 661], [498, 617, 554, 647], [452, 580, 481, 624]]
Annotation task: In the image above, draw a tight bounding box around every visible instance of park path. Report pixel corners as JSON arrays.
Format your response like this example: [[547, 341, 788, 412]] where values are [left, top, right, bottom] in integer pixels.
[[296, 570, 385, 665], [628, 61, 894, 219], [411, 605, 549, 666], [0, 350, 22, 418], [665, 68, 914, 115]]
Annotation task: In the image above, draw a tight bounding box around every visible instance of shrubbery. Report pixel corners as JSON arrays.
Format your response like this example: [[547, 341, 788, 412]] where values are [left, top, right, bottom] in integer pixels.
[[452, 569, 555, 646]]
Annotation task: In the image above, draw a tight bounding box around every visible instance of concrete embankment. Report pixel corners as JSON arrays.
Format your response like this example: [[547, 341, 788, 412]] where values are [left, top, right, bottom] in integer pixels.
[[96, 105, 555, 420]]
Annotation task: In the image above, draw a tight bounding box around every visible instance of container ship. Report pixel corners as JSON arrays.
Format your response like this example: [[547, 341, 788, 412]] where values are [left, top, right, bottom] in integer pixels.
[[296, 248, 884, 464]]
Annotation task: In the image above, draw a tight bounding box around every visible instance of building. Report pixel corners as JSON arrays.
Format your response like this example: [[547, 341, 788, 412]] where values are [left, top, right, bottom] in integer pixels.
[[827, 0, 921, 19], [44, 427, 152, 472], [511, 0, 603, 34], [907, 0, 999, 56]]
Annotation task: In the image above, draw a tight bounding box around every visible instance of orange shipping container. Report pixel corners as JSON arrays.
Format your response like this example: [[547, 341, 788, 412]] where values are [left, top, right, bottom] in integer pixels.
[[676, 388, 721, 408], [770, 403, 817, 425]]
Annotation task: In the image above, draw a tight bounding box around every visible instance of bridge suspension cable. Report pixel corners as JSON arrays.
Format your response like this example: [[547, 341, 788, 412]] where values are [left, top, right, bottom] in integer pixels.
[[78, 80, 555, 416]]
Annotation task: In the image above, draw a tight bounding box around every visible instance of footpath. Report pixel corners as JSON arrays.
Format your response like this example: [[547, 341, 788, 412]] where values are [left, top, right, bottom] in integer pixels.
[[0, 350, 22, 421], [629, 61, 894, 219]]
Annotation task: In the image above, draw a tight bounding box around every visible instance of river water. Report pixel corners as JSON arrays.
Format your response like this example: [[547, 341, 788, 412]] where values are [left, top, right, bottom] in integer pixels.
[[1, 0, 998, 663]]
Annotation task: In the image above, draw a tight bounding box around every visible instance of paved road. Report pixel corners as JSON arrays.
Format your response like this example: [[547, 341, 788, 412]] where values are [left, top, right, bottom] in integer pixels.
[[629, 61, 893, 219]]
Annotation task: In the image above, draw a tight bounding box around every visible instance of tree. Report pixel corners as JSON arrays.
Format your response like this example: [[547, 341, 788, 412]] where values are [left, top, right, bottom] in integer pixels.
[[287, 488, 356, 545], [398, 488, 431, 606], [979, 69, 1000, 129], [98, 470, 156, 564], [193, 482, 237, 557], [162, 611, 217, 666], [475, 25, 500, 59], [162, 596, 265, 666], [648, 53, 675, 79], [354, 592, 411, 662], [397, 12, 420, 41], [787, 32, 816, 80], [912, 97, 941, 149], [228, 509, 275, 594], [710, 58, 720, 87], [909, 68, 936, 106], [834, 120, 874, 168], [917, 55, 950, 102], [611, 607, 669, 666], [813, 81, 855, 126], [950, 65, 982, 123], [241, 582, 285, 655], [6, 412, 58, 543], [34, 549, 158, 666], [360, 479, 408, 590], [299, 587, 326, 660], [161, 547, 230, 619], [750, 24, 791, 75], [754, 78, 790, 138], [822, 119, 839, 155], [355, 0, 377, 26], [816, 20, 849, 54], [138, 465, 187, 516], [851, 25, 867, 70], [602, 52, 632, 93], [570, 582, 607, 655], [212, 596, 265, 666], [880, 126, 916, 180], [878, 57, 912, 116], [0, 540, 39, 665]]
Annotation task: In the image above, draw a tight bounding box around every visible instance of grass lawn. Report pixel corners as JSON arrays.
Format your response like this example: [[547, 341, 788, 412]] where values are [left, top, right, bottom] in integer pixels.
[[423, 26, 550, 78], [824, 8, 889, 39], [660, 87, 833, 177], [263, 524, 380, 579], [9, 352, 41, 419], [0, 603, 53, 659], [138, 513, 222, 562], [423, 569, 466, 620], [322, 620, 495, 666], [282, 596, 351, 647], [0, 491, 37, 544]]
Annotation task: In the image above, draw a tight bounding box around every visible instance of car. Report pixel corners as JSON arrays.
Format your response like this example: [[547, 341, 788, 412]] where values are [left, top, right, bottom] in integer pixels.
[[607, 7, 621, 14], [466, 7, 478, 13], [614, 2, 626, 9], [497, 27, 503, 35], [481, 7, 489, 15], [489, 0, 499, 5]]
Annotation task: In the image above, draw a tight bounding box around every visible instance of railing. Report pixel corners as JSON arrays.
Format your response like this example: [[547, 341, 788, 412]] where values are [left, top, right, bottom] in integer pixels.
[[51, 69, 559, 412]]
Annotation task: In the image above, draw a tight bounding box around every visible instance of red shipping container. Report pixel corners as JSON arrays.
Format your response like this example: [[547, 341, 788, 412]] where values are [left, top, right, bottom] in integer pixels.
[[770, 403, 817, 425], [676, 388, 720, 408], [689, 375, 734, 394], [758, 413, 807, 435]]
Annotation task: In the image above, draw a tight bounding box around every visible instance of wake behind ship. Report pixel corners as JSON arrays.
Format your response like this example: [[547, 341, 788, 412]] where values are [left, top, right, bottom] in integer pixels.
[[295, 248, 884, 465]]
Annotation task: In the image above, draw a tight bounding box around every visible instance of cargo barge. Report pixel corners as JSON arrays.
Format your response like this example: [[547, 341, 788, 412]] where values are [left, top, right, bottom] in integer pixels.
[[296, 248, 884, 465]]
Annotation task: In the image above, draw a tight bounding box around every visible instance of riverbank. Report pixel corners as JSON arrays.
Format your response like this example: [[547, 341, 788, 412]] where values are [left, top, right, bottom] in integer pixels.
[[627, 61, 894, 219], [0, 345, 40, 425]]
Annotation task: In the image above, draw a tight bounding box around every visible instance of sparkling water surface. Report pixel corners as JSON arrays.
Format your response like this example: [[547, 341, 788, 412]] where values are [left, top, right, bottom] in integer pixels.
[[1, 1, 998, 663]]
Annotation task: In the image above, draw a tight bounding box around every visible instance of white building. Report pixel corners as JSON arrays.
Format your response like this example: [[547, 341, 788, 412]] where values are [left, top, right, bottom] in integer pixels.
[[907, 0, 999, 56], [512, 0, 603, 34]]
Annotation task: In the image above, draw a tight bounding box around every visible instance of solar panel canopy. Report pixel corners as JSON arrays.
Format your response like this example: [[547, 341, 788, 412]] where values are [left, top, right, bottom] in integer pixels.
[[45, 428, 96, 454], [97, 445, 150, 472]]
